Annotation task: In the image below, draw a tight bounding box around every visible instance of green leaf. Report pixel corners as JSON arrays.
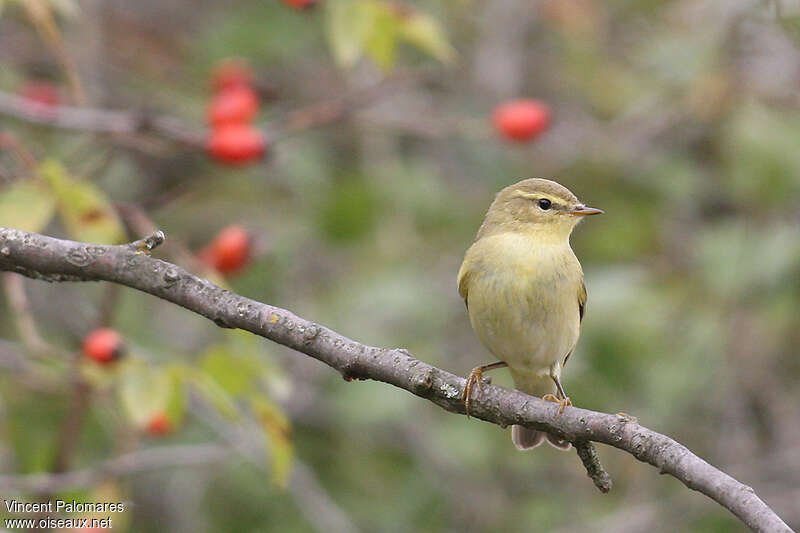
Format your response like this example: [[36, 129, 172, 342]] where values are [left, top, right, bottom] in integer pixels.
[[200, 332, 291, 401], [365, 5, 400, 71], [399, 11, 456, 64], [165, 365, 187, 425], [119, 363, 172, 427], [38, 159, 124, 244], [227, 329, 293, 399], [200, 344, 260, 396], [190, 370, 240, 420], [326, 0, 454, 71], [251, 394, 293, 488], [6, 397, 63, 474], [326, 0, 374, 68], [0, 179, 56, 233]]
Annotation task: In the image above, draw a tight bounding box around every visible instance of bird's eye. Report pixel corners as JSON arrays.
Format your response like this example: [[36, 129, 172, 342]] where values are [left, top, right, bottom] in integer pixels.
[[538, 198, 552, 210]]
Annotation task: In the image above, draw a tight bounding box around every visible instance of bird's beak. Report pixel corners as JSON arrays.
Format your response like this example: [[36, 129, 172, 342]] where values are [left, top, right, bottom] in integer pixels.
[[567, 204, 604, 216]]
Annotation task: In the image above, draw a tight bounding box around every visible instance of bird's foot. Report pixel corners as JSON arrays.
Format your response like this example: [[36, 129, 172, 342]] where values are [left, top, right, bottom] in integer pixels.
[[462, 362, 507, 418], [542, 394, 572, 414], [462, 367, 486, 418]]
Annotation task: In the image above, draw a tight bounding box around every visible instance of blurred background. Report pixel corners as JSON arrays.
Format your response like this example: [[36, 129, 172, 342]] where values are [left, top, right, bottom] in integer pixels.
[[1, 0, 800, 531]]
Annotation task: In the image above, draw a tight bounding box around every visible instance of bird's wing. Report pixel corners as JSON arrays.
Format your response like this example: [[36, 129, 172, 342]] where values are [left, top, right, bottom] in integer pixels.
[[457, 264, 469, 310], [564, 280, 588, 368]]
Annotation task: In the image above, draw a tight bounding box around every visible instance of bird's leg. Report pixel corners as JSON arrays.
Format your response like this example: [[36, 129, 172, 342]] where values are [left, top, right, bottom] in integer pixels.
[[462, 361, 508, 418], [542, 370, 572, 414]]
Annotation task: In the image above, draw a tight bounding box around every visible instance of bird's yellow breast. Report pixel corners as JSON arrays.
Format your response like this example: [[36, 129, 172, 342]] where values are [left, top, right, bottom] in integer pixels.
[[458, 232, 583, 385]]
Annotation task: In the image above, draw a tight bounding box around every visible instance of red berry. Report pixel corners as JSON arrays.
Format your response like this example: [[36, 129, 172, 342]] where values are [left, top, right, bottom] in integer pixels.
[[200, 225, 251, 275], [492, 99, 551, 142], [20, 81, 60, 107], [207, 86, 259, 127], [82, 328, 125, 364], [207, 124, 266, 165], [145, 412, 172, 436], [282, 0, 318, 9], [19, 81, 60, 118], [211, 58, 253, 93]]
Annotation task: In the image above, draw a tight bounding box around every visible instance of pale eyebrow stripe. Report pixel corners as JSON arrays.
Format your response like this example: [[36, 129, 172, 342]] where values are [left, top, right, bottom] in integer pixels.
[[512, 191, 567, 209], [513, 191, 542, 201]]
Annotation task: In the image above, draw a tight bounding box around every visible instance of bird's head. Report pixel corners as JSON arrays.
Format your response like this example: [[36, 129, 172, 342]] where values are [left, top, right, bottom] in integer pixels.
[[477, 178, 602, 242]]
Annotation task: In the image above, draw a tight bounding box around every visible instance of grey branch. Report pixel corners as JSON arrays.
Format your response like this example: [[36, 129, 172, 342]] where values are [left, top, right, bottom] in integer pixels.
[[0, 444, 229, 493], [0, 75, 425, 149], [0, 90, 205, 147], [191, 394, 361, 533], [0, 227, 793, 533]]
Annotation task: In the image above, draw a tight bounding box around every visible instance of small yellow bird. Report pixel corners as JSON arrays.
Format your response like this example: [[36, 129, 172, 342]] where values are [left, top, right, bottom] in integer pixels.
[[458, 178, 602, 450]]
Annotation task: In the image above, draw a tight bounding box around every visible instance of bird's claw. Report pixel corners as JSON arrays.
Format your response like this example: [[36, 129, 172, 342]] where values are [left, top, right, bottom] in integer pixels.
[[462, 367, 485, 418], [542, 394, 572, 414]]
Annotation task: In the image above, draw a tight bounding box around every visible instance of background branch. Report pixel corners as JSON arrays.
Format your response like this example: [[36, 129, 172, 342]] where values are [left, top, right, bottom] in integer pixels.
[[2, 272, 47, 354], [191, 394, 362, 533], [0, 72, 425, 149], [0, 227, 792, 533], [0, 444, 230, 493], [0, 90, 205, 147]]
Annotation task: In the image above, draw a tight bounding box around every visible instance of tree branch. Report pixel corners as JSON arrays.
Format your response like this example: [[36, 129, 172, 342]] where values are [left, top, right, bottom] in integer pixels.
[[2, 272, 47, 353], [0, 444, 229, 493], [0, 72, 426, 149], [191, 395, 362, 533], [0, 227, 792, 533], [0, 90, 205, 147]]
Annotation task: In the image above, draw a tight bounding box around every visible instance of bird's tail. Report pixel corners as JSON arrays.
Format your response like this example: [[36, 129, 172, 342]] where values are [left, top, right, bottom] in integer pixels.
[[509, 372, 571, 451]]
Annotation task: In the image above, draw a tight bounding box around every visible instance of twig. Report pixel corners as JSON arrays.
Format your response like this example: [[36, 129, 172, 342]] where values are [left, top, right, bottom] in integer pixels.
[[2, 273, 47, 354], [0, 227, 793, 533], [574, 440, 612, 493], [22, 0, 85, 104], [0, 133, 39, 174], [115, 204, 204, 272], [0, 339, 66, 392], [191, 396, 362, 533], [0, 444, 230, 493], [50, 379, 91, 474], [0, 91, 205, 148], [95, 284, 121, 328], [0, 71, 429, 149], [289, 461, 361, 533], [271, 70, 428, 140]]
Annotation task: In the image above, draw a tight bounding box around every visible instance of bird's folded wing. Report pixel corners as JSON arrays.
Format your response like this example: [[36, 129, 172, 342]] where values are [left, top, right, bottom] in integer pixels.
[[578, 280, 587, 323], [457, 263, 470, 310]]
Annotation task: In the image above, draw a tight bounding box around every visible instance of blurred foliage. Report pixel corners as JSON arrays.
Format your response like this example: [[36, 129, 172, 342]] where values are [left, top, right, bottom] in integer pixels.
[[0, 176, 55, 233], [40, 159, 125, 244], [1, 0, 800, 532], [327, 0, 454, 70]]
